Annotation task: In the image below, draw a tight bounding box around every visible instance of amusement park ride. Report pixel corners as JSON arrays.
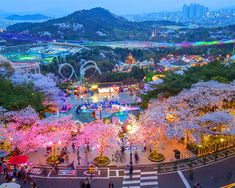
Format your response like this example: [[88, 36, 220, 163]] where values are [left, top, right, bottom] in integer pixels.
[[58, 60, 139, 121], [58, 60, 102, 84]]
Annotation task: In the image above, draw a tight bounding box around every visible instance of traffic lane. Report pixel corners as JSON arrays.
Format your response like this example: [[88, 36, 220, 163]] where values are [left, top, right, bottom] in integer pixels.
[[158, 172, 186, 188], [183, 156, 235, 188]]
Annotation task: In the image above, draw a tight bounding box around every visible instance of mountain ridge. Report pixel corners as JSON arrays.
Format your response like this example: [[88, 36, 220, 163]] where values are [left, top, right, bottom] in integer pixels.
[[6, 14, 51, 21], [7, 7, 183, 41]]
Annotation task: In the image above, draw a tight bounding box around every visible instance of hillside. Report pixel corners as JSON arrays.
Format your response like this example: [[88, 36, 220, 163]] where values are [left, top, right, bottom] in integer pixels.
[[6, 8, 181, 41]]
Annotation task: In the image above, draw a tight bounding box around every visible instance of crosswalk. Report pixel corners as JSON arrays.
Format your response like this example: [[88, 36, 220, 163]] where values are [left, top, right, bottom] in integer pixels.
[[30, 168, 42, 175], [122, 169, 158, 188]]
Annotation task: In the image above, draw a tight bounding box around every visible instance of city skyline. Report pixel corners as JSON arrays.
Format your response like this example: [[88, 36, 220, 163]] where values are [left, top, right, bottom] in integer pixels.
[[0, 0, 234, 16]]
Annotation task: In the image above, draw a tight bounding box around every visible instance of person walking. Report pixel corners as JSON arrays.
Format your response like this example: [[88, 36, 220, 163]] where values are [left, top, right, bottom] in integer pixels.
[[65, 153, 69, 164], [2, 162, 7, 175], [88, 165, 94, 180], [85, 178, 91, 188], [134, 151, 139, 164], [109, 181, 114, 188], [129, 165, 133, 178], [52, 161, 59, 174], [80, 179, 86, 188], [31, 182, 37, 188], [72, 143, 76, 153]]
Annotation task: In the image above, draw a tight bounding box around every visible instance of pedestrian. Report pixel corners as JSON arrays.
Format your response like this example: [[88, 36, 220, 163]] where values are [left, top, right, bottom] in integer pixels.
[[121, 146, 125, 154], [80, 179, 86, 188], [109, 181, 114, 188], [85, 178, 91, 188], [134, 152, 139, 164], [31, 182, 37, 188], [88, 165, 94, 180], [77, 155, 81, 166], [17, 169, 23, 183], [52, 161, 59, 174], [68, 161, 75, 170], [22, 171, 27, 184], [87, 143, 90, 152], [129, 165, 133, 178], [72, 143, 76, 153], [193, 181, 201, 188], [86, 182, 91, 188], [65, 153, 69, 164], [64, 146, 68, 154], [5, 172, 11, 182], [77, 148, 80, 156], [95, 166, 98, 175], [2, 162, 7, 175], [115, 151, 119, 162], [112, 154, 115, 162], [143, 142, 147, 152]]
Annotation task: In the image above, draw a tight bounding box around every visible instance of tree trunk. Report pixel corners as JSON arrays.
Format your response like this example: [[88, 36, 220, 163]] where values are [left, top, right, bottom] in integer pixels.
[[51, 144, 57, 161], [99, 147, 104, 160]]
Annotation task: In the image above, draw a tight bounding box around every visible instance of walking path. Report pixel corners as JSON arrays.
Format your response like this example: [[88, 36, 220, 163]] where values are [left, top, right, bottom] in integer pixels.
[[24, 147, 235, 180], [27, 139, 192, 168]]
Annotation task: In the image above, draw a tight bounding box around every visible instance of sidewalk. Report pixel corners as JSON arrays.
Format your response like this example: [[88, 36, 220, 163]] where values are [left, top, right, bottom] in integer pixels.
[[27, 139, 194, 168]]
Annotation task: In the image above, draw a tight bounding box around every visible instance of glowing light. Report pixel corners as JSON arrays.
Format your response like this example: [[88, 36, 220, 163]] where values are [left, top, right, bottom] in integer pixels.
[[166, 114, 176, 123], [126, 124, 133, 132], [91, 85, 98, 90]]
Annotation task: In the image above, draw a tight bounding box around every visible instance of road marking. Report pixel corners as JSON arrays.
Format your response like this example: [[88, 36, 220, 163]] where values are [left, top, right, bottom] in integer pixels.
[[140, 176, 158, 180], [141, 171, 157, 175], [124, 175, 140, 179], [124, 170, 141, 173], [178, 170, 191, 188], [30, 168, 42, 174], [140, 181, 158, 186], [47, 170, 51, 177], [123, 180, 141, 184], [122, 186, 140, 188]]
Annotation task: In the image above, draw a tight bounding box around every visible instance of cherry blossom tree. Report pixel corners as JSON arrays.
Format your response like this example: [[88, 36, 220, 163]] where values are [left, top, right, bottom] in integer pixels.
[[141, 80, 235, 148], [11, 73, 65, 109], [4, 106, 39, 130], [32, 115, 78, 160], [76, 120, 120, 163], [3, 113, 78, 156]]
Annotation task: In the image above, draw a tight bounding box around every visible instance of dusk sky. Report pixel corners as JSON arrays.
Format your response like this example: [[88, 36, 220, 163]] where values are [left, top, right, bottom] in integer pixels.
[[1, 0, 235, 15]]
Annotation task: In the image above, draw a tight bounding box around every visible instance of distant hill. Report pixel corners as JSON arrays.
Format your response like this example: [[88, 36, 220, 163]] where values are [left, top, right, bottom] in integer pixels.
[[6, 14, 50, 21], [7, 8, 182, 41]]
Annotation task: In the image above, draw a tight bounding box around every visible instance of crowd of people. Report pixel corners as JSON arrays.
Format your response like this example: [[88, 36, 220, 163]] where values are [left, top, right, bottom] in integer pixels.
[[0, 157, 37, 187]]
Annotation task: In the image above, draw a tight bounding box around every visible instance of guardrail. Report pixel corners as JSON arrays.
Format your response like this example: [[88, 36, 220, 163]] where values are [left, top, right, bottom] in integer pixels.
[[154, 146, 235, 174]]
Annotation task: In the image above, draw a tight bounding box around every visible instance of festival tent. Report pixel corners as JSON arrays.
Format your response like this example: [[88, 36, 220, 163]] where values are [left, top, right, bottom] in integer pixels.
[[0, 182, 21, 188]]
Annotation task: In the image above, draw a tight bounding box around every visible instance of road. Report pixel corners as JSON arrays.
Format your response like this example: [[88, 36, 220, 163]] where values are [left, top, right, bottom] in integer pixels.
[[0, 156, 235, 188]]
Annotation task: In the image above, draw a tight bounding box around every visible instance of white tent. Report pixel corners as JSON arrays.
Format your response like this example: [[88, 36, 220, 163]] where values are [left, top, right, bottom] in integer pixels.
[[0, 183, 21, 188]]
